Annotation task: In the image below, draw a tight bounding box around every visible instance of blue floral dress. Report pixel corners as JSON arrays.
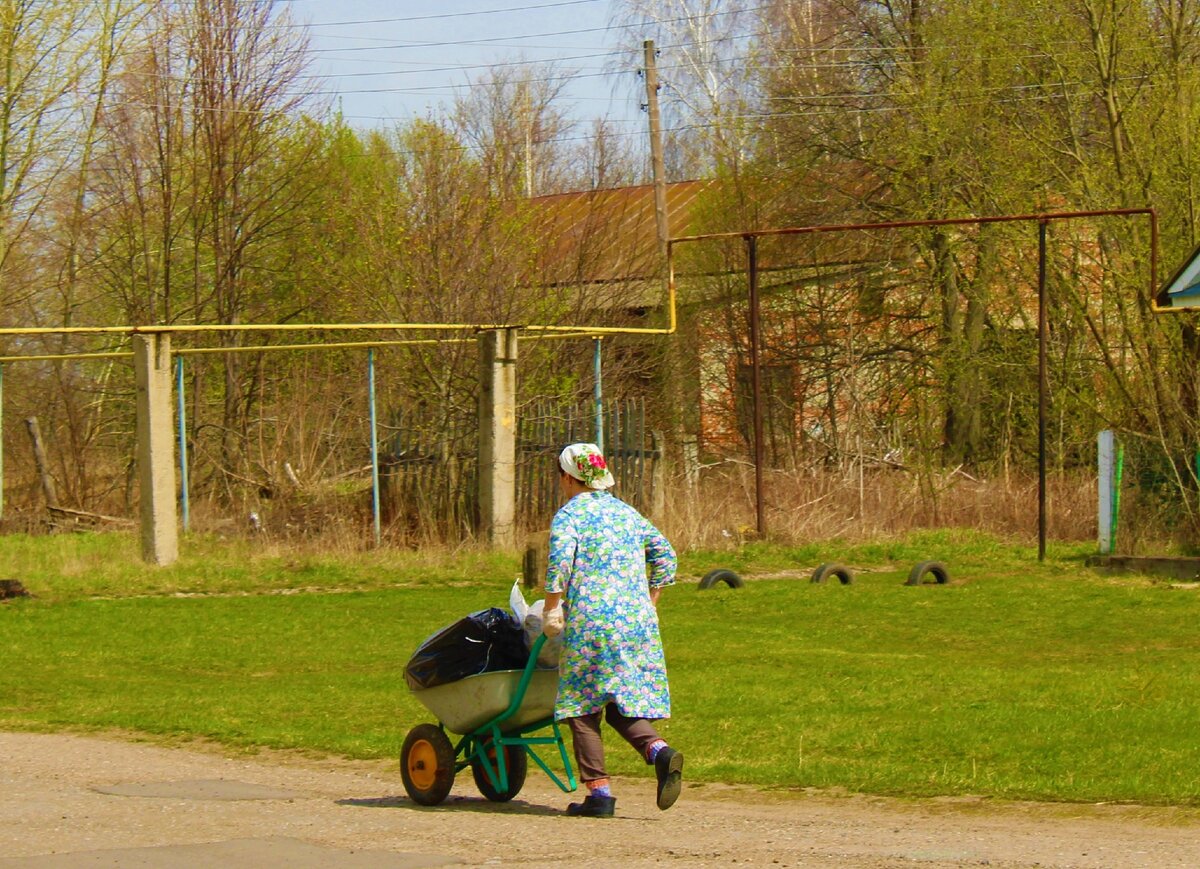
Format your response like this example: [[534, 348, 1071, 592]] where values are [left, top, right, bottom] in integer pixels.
[[544, 491, 677, 721]]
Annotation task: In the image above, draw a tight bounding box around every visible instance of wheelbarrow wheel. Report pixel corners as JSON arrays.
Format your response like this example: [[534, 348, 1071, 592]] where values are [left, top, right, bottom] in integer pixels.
[[401, 723, 456, 806], [472, 738, 528, 802]]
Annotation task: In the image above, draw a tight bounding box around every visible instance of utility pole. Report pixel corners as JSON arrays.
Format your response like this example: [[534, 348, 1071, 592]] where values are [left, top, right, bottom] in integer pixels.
[[524, 84, 534, 198], [645, 39, 689, 488], [644, 40, 669, 261]]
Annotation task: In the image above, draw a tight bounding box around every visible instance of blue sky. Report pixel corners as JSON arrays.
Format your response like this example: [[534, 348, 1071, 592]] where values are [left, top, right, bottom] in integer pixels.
[[286, 0, 646, 131]]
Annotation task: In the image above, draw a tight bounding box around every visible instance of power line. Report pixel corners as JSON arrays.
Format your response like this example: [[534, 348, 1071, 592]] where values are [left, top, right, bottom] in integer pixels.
[[299, 51, 619, 80], [96, 70, 1175, 153], [283, 0, 604, 29], [303, 5, 769, 54]]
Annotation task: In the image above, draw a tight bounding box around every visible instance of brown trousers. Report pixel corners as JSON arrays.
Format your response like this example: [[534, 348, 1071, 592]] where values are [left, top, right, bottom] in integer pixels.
[[565, 704, 661, 783]]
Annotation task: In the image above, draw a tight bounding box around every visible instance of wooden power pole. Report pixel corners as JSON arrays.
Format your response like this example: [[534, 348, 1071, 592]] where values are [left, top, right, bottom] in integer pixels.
[[644, 40, 669, 260]]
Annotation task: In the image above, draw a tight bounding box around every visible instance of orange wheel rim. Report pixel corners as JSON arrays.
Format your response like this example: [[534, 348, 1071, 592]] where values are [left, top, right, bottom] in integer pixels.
[[407, 739, 439, 791]]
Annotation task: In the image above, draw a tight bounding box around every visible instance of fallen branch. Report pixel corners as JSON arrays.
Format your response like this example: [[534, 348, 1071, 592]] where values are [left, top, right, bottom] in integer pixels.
[[47, 505, 136, 528]]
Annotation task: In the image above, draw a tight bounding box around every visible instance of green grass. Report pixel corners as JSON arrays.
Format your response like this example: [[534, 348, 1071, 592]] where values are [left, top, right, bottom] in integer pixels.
[[0, 526, 1090, 601], [0, 531, 523, 601], [2, 531, 1200, 805]]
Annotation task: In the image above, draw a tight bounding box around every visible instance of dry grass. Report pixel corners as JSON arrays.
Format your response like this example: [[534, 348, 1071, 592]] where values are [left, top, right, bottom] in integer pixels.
[[0, 453, 1178, 555], [656, 463, 1101, 551]]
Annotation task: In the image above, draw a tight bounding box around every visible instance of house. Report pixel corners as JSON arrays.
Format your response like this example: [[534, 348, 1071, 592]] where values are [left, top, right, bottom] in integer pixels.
[[521, 177, 1065, 471], [521, 178, 893, 464]]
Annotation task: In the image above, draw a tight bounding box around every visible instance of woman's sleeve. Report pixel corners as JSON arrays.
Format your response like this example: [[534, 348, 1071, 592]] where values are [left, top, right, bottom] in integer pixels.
[[644, 520, 677, 589], [544, 511, 577, 595]]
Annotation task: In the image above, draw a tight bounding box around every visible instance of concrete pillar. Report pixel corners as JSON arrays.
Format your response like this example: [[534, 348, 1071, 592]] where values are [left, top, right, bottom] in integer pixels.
[[1098, 429, 1114, 555], [478, 328, 519, 547], [134, 333, 178, 565]]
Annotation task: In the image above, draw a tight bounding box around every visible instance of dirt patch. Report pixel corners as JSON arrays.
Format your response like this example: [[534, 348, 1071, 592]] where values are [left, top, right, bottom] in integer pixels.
[[2, 731, 1198, 868]]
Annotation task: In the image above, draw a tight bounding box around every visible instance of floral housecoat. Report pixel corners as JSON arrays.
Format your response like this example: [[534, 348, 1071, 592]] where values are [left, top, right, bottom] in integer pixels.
[[544, 490, 677, 720]]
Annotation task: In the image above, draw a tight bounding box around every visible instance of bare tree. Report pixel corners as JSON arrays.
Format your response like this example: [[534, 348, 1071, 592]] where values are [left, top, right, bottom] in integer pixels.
[[0, 0, 95, 321], [569, 117, 644, 190], [452, 62, 575, 198], [181, 0, 320, 478], [610, 0, 762, 175]]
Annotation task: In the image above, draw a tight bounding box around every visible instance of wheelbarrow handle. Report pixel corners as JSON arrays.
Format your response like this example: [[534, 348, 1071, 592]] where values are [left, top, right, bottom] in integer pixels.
[[528, 633, 547, 662], [477, 633, 551, 734]]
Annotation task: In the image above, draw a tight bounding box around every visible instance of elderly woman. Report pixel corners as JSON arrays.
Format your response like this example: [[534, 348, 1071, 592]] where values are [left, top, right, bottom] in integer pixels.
[[541, 442, 683, 818]]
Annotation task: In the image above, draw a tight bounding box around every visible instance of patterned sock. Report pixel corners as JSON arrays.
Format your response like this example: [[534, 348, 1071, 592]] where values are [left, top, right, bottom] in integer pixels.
[[586, 778, 612, 798], [646, 739, 669, 763]]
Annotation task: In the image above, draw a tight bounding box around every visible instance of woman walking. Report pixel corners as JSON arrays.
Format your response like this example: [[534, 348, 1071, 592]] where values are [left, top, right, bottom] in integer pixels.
[[541, 442, 683, 818]]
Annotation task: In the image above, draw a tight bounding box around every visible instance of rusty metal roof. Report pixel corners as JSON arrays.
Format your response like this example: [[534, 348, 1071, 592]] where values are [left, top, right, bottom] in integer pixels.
[[524, 179, 710, 287]]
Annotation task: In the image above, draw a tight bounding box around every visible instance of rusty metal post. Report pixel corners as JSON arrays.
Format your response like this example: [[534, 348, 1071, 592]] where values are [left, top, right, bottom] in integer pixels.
[[1038, 220, 1048, 562], [746, 235, 766, 537], [671, 207, 1156, 558]]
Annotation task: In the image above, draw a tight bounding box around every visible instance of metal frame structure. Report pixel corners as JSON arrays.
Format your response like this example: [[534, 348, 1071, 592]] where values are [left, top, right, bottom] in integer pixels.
[[2, 206, 1163, 558], [668, 208, 1159, 560], [0, 327, 628, 541]]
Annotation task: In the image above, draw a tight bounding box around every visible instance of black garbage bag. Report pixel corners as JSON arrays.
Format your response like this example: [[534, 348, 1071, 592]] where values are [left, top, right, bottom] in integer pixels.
[[404, 607, 529, 691]]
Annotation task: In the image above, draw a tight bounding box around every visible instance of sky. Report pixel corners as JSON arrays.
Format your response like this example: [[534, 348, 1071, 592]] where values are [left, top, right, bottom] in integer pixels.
[[283, 0, 650, 136]]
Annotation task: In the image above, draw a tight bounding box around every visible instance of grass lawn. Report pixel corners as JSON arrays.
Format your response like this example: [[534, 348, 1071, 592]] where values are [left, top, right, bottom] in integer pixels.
[[2, 529, 1199, 804]]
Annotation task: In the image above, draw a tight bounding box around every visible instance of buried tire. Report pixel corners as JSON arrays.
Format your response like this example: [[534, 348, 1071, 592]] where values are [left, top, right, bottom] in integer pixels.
[[698, 568, 744, 590], [471, 738, 528, 802], [906, 560, 950, 586], [810, 563, 854, 584], [401, 723, 456, 806]]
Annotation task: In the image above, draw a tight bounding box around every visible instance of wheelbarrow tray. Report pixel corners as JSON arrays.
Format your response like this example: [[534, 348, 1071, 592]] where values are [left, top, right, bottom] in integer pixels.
[[412, 667, 559, 735]]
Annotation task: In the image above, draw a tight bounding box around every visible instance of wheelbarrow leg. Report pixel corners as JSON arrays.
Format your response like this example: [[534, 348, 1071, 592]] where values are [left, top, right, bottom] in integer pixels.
[[520, 721, 576, 792]]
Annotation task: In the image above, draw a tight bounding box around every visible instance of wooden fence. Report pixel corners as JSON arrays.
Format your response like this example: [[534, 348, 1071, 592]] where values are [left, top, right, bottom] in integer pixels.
[[379, 398, 660, 541], [516, 397, 660, 529], [378, 409, 477, 541]]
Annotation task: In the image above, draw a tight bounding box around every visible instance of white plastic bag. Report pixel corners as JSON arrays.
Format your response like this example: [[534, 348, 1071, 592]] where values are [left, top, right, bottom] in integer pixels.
[[509, 578, 529, 625], [523, 599, 563, 668], [509, 580, 562, 667]]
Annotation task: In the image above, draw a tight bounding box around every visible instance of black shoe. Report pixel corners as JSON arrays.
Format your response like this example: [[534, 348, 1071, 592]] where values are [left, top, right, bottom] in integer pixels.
[[654, 747, 683, 810], [566, 795, 616, 817]]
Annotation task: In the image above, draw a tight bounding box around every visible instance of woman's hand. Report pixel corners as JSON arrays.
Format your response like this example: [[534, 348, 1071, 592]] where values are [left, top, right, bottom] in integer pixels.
[[542, 605, 564, 637]]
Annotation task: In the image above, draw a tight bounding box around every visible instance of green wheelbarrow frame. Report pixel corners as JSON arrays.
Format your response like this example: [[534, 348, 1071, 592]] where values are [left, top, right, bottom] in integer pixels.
[[456, 635, 577, 796], [402, 634, 577, 804]]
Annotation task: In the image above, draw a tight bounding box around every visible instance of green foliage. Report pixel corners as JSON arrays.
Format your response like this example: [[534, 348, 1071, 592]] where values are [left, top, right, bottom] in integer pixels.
[[625, 0, 1200, 547]]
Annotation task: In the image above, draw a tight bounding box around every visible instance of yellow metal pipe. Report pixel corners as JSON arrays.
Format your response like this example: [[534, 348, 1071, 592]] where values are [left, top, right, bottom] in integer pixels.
[[0, 323, 670, 346], [668, 252, 678, 334], [518, 326, 674, 337], [176, 331, 619, 357], [0, 274, 681, 341], [0, 322, 489, 337], [0, 329, 629, 365], [0, 321, 675, 337], [0, 266, 679, 349], [0, 351, 132, 363], [177, 337, 459, 355]]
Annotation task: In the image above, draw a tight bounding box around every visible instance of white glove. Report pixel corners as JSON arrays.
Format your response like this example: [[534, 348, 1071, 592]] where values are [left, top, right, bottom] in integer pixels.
[[542, 605, 564, 638]]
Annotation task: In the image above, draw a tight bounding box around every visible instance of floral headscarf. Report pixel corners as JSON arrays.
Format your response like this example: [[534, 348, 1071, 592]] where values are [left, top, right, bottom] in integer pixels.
[[559, 442, 615, 490]]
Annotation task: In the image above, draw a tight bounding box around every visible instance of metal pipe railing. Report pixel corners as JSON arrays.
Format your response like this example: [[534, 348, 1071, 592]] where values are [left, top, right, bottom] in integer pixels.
[[670, 207, 1159, 551]]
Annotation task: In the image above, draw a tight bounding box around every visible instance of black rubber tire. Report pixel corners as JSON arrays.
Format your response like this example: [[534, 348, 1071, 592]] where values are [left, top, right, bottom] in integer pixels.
[[400, 723, 456, 806], [906, 560, 950, 586], [698, 568, 744, 590], [810, 563, 854, 584], [471, 738, 528, 802]]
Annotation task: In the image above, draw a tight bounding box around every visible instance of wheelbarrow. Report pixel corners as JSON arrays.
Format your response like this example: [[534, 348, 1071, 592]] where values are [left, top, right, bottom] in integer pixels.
[[400, 634, 577, 805]]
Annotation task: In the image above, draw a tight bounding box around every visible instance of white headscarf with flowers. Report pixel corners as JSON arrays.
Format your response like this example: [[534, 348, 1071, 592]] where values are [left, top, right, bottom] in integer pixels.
[[558, 442, 615, 490]]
